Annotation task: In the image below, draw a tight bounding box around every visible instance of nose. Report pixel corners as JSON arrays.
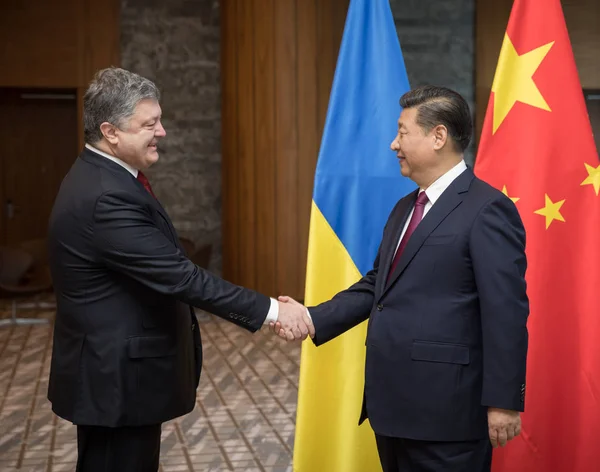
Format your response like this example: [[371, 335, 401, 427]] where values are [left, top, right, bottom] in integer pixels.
[[390, 135, 399, 151], [156, 121, 166, 138]]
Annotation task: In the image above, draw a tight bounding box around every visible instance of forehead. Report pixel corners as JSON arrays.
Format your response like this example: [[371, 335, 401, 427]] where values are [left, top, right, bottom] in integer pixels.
[[398, 107, 418, 127], [131, 99, 161, 120]]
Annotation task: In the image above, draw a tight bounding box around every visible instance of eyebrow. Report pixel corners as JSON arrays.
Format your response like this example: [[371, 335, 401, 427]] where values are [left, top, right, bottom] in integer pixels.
[[143, 115, 161, 124]]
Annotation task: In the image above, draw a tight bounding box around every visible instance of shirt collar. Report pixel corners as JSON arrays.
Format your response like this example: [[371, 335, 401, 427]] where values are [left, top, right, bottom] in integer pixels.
[[421, 160, 467, 205], [85, 143, 138, 178]]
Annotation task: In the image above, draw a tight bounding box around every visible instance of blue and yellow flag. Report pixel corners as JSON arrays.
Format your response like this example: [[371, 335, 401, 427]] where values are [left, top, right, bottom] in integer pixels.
[[293, 1, 414, 471]]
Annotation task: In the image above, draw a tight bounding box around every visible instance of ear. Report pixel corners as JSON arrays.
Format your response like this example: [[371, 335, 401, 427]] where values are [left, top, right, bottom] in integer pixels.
[[100, 122, 119, 145], [432, 125, 448, 151]]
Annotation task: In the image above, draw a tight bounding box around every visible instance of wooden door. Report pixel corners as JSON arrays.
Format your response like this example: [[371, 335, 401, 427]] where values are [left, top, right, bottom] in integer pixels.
[[0, 88, 78, 245]]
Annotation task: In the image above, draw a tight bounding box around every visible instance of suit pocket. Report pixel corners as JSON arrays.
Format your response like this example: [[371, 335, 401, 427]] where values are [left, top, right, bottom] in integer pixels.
[[126, 336, 179, 419], [127, 336, 176, 358], [423, 234, 456, 246], [411, 340, 470, 365]]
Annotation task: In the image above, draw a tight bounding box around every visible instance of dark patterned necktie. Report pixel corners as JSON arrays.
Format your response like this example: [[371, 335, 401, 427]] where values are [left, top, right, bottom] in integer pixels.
[[386, 191, 429, 283]]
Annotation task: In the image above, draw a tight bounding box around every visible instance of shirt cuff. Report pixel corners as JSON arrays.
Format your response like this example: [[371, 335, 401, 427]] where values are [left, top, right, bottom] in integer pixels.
[[305, 307, 312, 321], [264, 298, 279, 324]]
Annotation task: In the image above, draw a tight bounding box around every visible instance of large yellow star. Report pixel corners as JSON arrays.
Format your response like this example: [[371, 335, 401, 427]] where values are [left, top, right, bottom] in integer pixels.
[[502, 185, 520, 203], [580, 162, 600, 195], [534, 194, 565, 229], [491, 34, 554, 133]]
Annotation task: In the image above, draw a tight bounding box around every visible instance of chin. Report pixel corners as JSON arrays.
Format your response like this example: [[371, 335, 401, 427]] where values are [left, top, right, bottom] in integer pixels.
[[145, 153, 160, 166]]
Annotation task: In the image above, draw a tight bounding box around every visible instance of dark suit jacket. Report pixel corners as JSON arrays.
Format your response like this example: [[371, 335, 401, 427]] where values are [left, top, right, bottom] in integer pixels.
[[47, 148, 270, 427], [309, 168, 529, 441]]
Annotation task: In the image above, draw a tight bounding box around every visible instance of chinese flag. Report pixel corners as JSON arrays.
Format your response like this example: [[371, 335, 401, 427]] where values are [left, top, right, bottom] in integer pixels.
[[474, 0, 600, 470]]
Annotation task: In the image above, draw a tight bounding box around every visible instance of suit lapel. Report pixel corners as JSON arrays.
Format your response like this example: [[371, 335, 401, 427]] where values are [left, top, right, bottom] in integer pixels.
[[380, 169, 474, 298], [378, 191, 418, 297], [136, 182, 183, 250], [155, 204, 182, 249], [79, 149, 183, 251]]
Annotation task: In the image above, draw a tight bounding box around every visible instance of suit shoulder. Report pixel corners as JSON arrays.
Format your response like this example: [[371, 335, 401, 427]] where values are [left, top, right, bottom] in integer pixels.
[[54, 158, 104, 207], [79, 158, 146, 205], [389, 189, 417, 216], [468, 176, 524, 235], [52, 158, 145, 221], [470, 175, 515, 207]]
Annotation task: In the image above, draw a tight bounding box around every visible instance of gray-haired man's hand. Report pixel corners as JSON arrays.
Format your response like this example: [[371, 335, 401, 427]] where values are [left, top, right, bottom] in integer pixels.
[[270, 296, 314, 342]]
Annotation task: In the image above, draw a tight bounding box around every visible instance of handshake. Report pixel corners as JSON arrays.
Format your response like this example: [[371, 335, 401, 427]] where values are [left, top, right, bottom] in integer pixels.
[[271, 296, 315, 342]]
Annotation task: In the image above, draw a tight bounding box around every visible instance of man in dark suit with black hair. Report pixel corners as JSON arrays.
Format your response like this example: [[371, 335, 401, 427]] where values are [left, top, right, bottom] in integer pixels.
[[47, 67, 313, 472], [275, 85, 529, 472]]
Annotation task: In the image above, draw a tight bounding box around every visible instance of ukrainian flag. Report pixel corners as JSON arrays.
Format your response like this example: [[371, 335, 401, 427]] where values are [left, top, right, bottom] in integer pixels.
[[293, 0, 414, 470]]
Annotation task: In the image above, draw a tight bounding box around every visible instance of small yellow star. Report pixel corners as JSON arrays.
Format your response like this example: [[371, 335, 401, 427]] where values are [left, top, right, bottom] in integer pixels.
[[491, 34, 554, 133], [534, 194, 565, 229], [580, 162, 600, 196], [502, 185, 520, 203]]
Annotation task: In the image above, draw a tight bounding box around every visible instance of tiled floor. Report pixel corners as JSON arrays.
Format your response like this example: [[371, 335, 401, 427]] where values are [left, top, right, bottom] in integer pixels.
[[0, 297, 301, 471]]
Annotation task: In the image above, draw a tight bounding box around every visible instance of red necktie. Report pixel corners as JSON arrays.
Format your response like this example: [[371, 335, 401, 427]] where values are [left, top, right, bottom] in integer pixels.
[[386, 191, 429, 283], [137, 171, 156, 198]]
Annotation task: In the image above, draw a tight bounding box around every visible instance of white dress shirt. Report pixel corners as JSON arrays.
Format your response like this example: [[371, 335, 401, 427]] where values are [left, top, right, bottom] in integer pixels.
[[85, 143, 279, 323], [85, 143, 138, 177]]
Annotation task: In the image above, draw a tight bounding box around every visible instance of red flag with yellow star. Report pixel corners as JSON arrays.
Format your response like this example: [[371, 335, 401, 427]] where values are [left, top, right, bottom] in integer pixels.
[[474, 0, 600, 470]]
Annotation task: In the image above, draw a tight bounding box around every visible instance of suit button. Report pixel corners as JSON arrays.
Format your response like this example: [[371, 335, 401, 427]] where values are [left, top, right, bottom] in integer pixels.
[[191, 323, 196, 331], [376, 304, 383, 311]]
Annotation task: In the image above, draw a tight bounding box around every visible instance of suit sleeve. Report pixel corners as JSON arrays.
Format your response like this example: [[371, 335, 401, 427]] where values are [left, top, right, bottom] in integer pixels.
[[470, 195, 529, 411], [92, 190, 270, 332], [309, 251, 379, 346], [308, 202, 399, 348]]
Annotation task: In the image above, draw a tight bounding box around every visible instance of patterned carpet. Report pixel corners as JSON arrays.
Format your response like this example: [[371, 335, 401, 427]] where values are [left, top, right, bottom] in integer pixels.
[[0, 297, 302, 471]]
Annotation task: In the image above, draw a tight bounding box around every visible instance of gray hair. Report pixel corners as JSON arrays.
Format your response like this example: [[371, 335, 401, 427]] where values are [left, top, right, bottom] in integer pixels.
[[83, 67, 161, 144]]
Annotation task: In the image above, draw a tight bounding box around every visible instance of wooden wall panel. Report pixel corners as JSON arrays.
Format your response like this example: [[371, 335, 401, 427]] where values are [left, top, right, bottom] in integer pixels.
[[475, 0, 600, 147], [317, 0, 335, 138], [274, 0, 299, 298], [296, 0, 320, 300], [0, 0, 119, 245], [333, 0, 350, 51], [0, 0, 80, 87], [221, 0, 349, 299], [221, 0, 240, 284], [0, 0, 119, 89], [253, 0, 277, 296], [236, 0, 258, 290], [81, 0, 121, 85]]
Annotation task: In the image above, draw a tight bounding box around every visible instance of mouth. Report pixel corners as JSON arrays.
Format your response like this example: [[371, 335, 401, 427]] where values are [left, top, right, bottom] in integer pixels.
[[148, 143, 158, 151]]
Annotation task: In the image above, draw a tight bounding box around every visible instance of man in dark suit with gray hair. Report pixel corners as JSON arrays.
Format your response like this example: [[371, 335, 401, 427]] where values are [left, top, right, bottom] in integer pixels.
[[47, 67, 313, 471]]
